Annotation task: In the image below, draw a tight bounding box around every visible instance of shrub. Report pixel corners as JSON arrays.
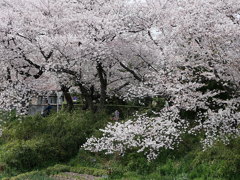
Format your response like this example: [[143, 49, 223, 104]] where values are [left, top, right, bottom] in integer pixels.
[[0, 110, 109, 172], [68, 149, 104, 168], [121, 152, 152, 175], [190, 140, 240, 179], [0, 139, 56, 171]]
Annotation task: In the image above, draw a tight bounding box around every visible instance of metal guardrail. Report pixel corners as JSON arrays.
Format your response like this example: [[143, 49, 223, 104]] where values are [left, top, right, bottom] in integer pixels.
[[29, 103, 148, 108], [72, 104, 148, 108], [28, 103, 150, 118]]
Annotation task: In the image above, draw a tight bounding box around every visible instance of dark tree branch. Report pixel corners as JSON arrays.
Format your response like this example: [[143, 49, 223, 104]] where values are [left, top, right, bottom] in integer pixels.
[[136, 54, 158, 72], [111, 82, 130, 94], [39, 46, 53, 61], [6, 67, 12, 82], [119, 62, 142, 82]]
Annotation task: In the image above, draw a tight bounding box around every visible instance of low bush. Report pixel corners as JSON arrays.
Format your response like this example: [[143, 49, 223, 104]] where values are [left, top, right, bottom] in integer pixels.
[[0, 110, 109, 172], [0, 139, 49, 171], [120, 152, 152, 175], [190, 139, 240, 179]]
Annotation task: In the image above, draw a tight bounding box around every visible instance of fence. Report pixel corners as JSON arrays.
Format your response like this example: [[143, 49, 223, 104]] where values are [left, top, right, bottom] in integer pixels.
[[28, 103, 150, 118]]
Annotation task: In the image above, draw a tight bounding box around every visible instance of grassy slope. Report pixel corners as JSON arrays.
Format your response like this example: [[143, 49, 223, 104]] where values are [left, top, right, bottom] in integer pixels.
[[0, 110, 240, 180]]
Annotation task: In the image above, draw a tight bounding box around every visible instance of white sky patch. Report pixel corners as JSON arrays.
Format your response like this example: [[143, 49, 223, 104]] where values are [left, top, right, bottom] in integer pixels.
[[149, 27, 162, 40], [235, 13, 240, 20]]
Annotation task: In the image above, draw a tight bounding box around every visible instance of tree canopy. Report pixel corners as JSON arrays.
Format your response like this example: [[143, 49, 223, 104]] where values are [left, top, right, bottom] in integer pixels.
[[0, 0, 239, 159]]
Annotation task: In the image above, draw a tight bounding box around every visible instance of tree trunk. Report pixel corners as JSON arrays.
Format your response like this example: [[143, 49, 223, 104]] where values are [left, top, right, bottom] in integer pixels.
[[78, 83, 95, 112], [97, 62, 107, 111], [61, 85, 73, 111]]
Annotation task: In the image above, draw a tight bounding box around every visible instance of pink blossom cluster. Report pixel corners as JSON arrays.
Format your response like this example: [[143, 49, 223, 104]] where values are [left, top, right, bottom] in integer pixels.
[[83, 106, 188, 160]]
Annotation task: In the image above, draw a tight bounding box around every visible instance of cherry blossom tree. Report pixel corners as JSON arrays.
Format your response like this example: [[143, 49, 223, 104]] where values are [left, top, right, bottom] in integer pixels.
[[0, 0, 156, 112], [0, 0, 239, 158], [0, 0, 121, 111], [83, 0, 240, 159]]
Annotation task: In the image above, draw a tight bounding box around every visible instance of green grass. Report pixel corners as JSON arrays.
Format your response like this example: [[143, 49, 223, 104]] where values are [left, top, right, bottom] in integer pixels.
[[3, 164, 108, 180], [0, 110, 239, 180], [2, 171, 54, 180]]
